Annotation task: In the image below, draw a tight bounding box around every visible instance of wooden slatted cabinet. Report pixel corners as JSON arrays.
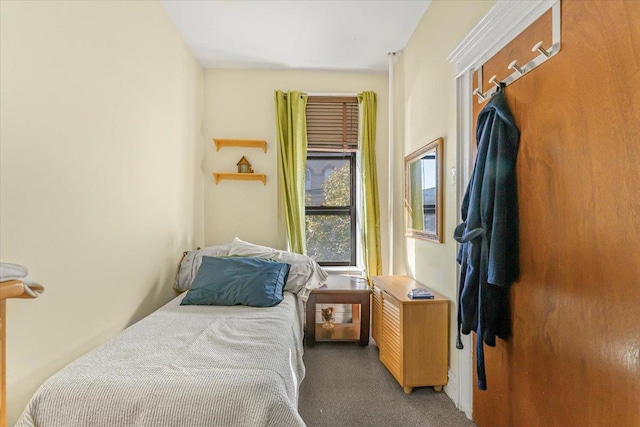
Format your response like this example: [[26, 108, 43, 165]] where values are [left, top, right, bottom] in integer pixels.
[[371, 275, 449, 393]]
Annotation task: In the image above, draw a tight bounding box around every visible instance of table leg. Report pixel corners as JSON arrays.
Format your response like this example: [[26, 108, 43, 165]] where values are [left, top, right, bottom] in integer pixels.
[[305, 293, 316, 347], [359, 295, 370, 347], [352, 304, 360, 323]]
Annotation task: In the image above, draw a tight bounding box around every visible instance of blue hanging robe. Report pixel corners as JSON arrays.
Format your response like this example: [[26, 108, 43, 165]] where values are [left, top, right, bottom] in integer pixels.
[[454, 88, 520, 390]]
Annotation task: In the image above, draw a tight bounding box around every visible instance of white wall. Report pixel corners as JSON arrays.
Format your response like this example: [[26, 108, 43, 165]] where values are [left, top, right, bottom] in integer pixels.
[[203, 69, 389, 264], [0, 1, 204, 423], [394, 0, 495, 396]]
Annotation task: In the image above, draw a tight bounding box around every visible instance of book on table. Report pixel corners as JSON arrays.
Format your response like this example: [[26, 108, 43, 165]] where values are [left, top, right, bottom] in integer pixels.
[[407, 288, 434, 299]]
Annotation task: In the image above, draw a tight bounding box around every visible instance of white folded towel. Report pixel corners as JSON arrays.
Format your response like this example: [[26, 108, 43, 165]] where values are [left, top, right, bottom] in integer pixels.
[[21, 279, 45, 298], [0, 262, 28, 281]]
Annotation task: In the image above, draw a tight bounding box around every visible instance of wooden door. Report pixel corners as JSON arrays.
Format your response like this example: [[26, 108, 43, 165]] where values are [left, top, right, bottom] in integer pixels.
[[470, 1, 640, 426]]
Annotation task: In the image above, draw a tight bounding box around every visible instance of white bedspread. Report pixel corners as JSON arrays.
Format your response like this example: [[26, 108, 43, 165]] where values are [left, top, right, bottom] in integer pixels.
[[16, 292, 306, 427]]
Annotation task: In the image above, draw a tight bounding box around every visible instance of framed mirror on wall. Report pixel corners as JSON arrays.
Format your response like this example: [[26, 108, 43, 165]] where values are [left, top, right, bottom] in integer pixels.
[[404, 137, 443, 243]]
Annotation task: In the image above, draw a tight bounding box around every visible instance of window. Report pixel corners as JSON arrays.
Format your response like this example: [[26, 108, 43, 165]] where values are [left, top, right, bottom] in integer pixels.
[[421, 153, 437, 231], [305, 169, 311, 191], [323, 167, 334, 180], [305, 152, 356, 265], [305, 96, 359, 266]]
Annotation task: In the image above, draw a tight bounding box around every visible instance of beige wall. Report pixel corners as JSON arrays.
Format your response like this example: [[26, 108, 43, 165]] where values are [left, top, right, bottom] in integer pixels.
[[0, 1, 204, 423], [394, 0, 495, 383], [203, 69, 389, 264]]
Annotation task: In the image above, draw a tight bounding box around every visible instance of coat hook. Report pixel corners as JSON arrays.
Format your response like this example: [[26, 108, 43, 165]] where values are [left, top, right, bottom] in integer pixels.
[[489, 75, 502, 88], [532, 41, 551, 58], [472, 87, 486, 101], [508, 60, 524, 75]]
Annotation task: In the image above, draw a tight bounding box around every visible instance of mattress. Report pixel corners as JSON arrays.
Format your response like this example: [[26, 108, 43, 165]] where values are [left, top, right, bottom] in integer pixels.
[[16, 292, 306, 427]]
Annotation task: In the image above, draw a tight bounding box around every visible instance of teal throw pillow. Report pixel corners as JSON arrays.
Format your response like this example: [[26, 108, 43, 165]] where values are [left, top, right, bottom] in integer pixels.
[[180, 256, 290, 307]]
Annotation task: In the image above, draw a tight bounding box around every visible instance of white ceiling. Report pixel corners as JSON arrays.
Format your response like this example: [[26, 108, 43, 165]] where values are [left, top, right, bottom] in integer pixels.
[[161, 0, 431, 72]]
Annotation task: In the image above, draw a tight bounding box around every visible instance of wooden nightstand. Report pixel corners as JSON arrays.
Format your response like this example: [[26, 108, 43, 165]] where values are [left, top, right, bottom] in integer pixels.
[[305, 274, 372, 347]]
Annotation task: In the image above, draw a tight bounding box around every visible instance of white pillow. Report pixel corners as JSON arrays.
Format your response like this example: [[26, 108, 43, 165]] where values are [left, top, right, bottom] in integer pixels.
[[229, 238, 327, 300], [173, 243, 235, 292]]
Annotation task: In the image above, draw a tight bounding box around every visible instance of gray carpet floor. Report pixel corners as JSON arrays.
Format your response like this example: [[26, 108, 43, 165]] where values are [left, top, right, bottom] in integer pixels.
[[298, 341, 475, 427]]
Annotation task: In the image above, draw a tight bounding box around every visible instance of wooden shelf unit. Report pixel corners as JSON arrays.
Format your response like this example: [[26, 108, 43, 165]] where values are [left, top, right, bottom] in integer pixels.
[[213, 139, 267, 153], [372, 275, 449, 394], [1, 279, 44, 427], [212, 173, 266, 185], [212, 138, 268, 184]]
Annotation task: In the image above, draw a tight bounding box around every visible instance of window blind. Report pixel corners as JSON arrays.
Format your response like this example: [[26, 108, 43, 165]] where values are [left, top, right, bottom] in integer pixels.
[[306, 96, 359, 152]]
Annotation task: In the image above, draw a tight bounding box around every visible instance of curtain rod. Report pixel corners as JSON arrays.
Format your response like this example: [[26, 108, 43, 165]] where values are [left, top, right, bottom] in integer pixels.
[[306, 92, 358, 97]]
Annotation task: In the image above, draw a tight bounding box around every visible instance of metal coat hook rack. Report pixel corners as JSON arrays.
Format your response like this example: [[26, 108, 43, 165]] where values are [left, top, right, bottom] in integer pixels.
[[473, 1, 561, 103]]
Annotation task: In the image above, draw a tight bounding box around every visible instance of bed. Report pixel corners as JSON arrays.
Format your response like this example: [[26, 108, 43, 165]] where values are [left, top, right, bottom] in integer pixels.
[[16, 239, 327, 427]]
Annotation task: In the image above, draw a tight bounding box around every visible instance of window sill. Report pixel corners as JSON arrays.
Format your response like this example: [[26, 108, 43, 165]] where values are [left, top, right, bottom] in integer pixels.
[[322, 266, 365, 278]]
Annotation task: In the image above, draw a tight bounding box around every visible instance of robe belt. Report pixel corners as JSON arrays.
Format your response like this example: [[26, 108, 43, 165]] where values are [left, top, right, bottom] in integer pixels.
[[454, 221, 486, 351], [453, 222, 486, 243]]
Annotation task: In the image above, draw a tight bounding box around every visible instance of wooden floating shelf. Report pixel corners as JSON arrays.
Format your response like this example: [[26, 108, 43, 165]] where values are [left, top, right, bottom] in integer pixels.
[[212, 173, 266, 185], [213, 139, 267, 153]]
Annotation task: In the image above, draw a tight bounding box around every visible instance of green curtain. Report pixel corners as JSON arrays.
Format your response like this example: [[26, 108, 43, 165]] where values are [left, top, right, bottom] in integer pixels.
[[410, 161, 425, 230], [274, 90, 308, 254], [358, 91, 382, 278]]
